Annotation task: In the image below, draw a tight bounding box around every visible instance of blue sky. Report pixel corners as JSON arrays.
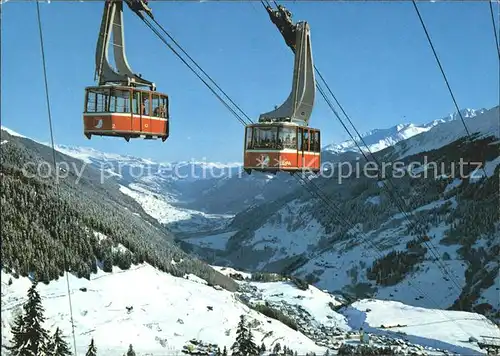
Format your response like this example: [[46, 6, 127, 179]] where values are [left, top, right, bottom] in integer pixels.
[[1, 1, 498, 163]]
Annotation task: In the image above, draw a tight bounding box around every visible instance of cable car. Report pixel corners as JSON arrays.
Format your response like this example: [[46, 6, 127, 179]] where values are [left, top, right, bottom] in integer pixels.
[[83, 0, 169, 142], [244, 6, 320, 174], [83, 86, 169, 141], [244, 123, 320, 173]]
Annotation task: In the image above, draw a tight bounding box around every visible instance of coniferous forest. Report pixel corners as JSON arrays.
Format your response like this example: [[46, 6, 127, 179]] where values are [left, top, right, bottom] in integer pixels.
[[0, 130, 237, 291]]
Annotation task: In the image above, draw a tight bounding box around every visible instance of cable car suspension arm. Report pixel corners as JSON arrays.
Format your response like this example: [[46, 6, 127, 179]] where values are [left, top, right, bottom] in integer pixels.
[[95, 0, 155, 89], [258, 1, 315, 126]]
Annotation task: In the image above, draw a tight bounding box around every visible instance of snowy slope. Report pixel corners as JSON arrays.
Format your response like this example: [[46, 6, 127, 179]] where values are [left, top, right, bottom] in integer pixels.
[[1, 265, 327, 356], [3, 265, 499, 355], [119, 184, 233, 233], [323, 108, 486, 155], [228, 197, 471, 309], [394, 106, 499, 160], [343, 299, 500, 355]]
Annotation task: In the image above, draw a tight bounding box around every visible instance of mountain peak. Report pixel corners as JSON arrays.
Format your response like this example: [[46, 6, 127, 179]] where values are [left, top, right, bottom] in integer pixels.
[[324, 107, 486, 154]]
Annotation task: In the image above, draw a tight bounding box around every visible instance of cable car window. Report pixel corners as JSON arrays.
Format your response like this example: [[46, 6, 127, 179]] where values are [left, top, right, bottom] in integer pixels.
[[132, 91, 140, 115], [140, 92, 150, 115], [113, 89, 130, 113], [160, 96, 168, 118], [297, 127, 303, 151], [311, 130, 320, 152], [86, 91, 96, 112], [152, 94, 159, 117], [303, 129, 309, 151], [246, 127, 253, 149], [87, 88, 109, 113], [253, 126, 278, 149], [152, 94, 167, 118], [279, 126, 296, 149], [109, 90, 117, 113]]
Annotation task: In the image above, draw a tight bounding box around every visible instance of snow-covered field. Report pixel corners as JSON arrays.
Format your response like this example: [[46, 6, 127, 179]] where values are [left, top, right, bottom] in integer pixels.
[[1, 265, 326, 355], [2, 264, 499, 355], [344, 299, 500, 355]]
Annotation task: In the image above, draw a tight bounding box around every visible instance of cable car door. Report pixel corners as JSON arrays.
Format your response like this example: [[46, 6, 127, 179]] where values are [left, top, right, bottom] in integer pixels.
[[298, 127, 304, 169], [140, 92, 151, 134]]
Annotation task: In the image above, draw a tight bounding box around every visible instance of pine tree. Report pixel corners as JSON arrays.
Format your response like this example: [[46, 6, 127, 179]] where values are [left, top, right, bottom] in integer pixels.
[[85, 338, 97, 356], [47, 327, 72, 356], [6, 281, 51, 355], [244, 326, 258, 356], [126, 344, 136, 356], [231, 315, 246, 356], [260, 342, 266, 353], [231, 315, 258, 356], [6, 312, 26, 356]]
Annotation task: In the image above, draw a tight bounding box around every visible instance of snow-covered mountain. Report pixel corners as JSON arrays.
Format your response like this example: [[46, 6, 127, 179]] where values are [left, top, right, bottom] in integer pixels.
[[1, 107, 489, 223], [323, 108, 487, 154], [2, 263, 499, 355], [185, 106, 500, 318]]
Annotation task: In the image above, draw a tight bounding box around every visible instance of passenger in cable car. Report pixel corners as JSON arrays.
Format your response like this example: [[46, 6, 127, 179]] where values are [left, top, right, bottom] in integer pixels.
[[141, 96, 147, 115], [153, 104, 166, 118]]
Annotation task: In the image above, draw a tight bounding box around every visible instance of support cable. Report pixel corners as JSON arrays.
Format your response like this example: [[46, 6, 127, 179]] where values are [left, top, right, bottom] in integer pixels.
[[35, 1, 78, 353]]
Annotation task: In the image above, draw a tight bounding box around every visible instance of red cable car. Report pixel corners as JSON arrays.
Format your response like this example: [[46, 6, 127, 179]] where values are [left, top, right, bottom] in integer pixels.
[[83, 0, 169, 142], [83, 86, 169, 141], [244, 123, 320, 173], [244, 8, 320, 175]]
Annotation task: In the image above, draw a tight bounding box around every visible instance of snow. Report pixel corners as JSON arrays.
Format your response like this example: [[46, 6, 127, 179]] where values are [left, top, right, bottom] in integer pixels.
[[2, 262, 498, 355], [210, 266, 252, 280], [388, 198, 457, 222], [397, 106, 499, 160], [469, 156, 500, 183], [322, 108, 486, 154], [1, 265, 326, 355], [245, 199, 325, 268], [184, 231, 237, 250], [477, 273, 500, 310], [365, 195, 381, 205], [296, 218, 466, 310], [343, 299, 500, 355], [444, 178, 462, 194], [374, 259, 467, 309], [1, 126, 28, 139], [119, 184, 232, 232], [247, 281, 350, 331]]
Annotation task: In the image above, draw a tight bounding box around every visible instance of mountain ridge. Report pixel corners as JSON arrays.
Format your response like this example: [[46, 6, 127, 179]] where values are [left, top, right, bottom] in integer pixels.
[[0, 107, 487, 168], [323, 108, 487, 154]]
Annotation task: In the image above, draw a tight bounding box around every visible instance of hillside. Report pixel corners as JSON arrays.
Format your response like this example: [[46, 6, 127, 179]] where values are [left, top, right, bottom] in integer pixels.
[[203, 106, 500, 318], [2, 264, 499, 355], [0, 128, 237, 291]]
